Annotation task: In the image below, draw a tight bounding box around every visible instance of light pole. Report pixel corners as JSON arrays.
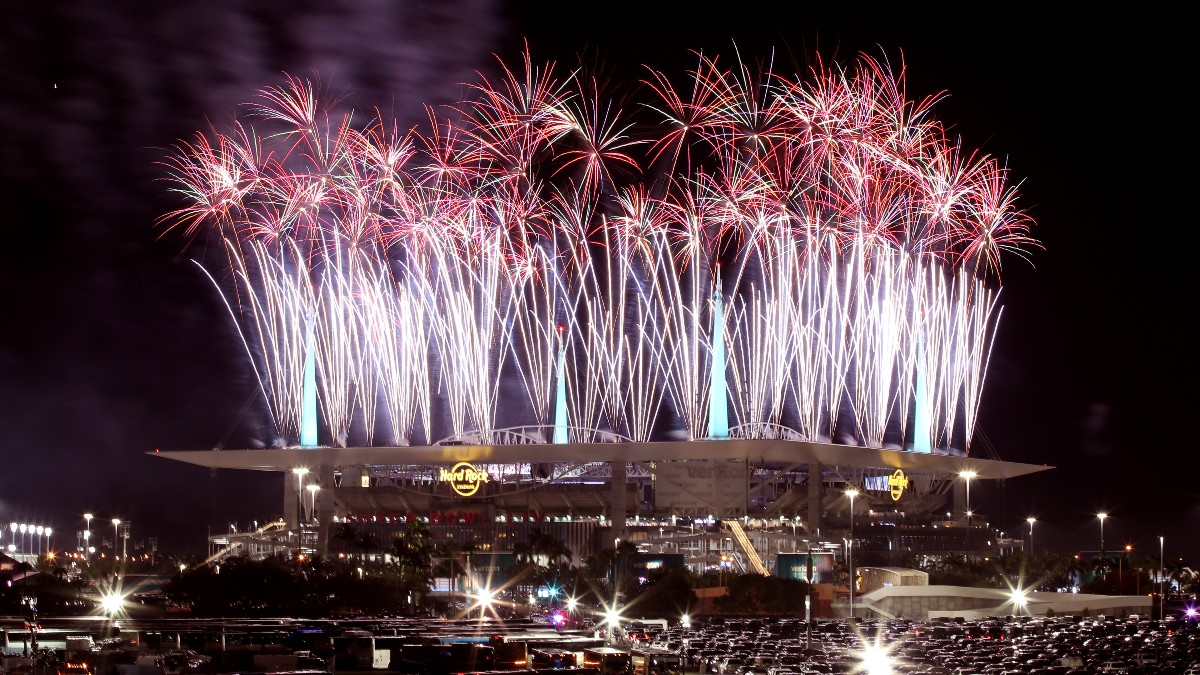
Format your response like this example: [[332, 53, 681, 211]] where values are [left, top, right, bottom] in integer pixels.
[[681, 614, 690, 673], [35, 526, 44, 559], [846, 486, 859, 620], [1159, 536, 1165, 622], [293, 468, 309, 523], [1096, 512, 1107, 570], [959, 470, 976, 524], [306, 484, 320, 524], [19, 524, 27, 561], [1120, 544, 1131, 587], [44, 528, 51, 558], [84, 511, 93, 559], [112, 518, 122, 570], [1026, 517, 1036, 556], [9, 524, 15, 556]]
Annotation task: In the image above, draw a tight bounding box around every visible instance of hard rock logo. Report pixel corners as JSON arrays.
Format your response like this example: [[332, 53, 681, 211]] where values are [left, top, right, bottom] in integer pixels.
[[439, 462, 489, 497], [888, 469, 909, 501]]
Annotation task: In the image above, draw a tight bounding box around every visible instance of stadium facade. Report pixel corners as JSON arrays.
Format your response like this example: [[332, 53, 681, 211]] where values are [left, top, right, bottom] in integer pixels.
[[154, 433, 1050, 573]]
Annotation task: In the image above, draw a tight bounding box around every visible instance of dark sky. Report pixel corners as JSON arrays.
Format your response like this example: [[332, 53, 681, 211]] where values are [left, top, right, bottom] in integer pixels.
[[0, 2, 1193, 563]]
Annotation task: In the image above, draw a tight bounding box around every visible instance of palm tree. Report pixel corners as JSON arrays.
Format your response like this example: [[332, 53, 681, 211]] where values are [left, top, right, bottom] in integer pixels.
[[391, 520, 433, 610], [354, 531, 381, 558]]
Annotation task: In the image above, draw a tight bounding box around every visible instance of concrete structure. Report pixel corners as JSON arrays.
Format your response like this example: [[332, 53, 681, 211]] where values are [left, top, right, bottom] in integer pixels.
[[858, 584, 1153, 621], [153, 437, 1051, 566], [858, 566, 929, 595]]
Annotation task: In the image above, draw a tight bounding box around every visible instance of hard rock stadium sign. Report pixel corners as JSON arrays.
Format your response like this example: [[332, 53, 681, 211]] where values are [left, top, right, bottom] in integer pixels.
[[438, 461, 489, 497]]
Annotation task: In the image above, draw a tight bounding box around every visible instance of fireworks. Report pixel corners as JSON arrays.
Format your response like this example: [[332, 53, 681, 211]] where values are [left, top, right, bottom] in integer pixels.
[[160, 49, 1037, 453]]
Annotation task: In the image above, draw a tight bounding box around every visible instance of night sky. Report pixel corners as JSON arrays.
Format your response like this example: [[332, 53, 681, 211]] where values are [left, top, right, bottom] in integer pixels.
[[0, 2, 1193, 563]]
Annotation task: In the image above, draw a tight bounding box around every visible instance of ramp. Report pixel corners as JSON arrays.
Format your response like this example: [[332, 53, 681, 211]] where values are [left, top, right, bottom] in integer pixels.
[[725, 520, 769, 576]]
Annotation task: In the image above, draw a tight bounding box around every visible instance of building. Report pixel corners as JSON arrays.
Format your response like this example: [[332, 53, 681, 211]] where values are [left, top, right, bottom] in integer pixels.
[[154, 436, 1049, 573]]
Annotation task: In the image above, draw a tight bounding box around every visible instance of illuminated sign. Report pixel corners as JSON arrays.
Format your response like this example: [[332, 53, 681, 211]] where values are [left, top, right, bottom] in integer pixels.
[[438, 462, 489, 497], [887, 469, 909, 501]]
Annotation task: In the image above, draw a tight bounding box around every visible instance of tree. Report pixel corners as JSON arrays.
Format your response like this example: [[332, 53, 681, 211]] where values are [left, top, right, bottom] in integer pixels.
[[713, 574, 808, 616], [622, 567, 697, 619], [391, 520, 433, 610]]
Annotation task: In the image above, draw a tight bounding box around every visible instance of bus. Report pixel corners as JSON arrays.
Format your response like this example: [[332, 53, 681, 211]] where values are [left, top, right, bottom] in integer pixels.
[[530, 648, 578, 669], [630, 648, 680, 675], [390, 643, 496, 675], [581, 648, 631, 675]]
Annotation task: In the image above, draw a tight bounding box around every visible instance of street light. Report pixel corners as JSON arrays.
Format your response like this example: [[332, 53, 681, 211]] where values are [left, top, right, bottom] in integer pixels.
[[1121, 544, 1131, 587], [306, 484, 320, 525], [846, 487, 860, 620], [1096, 512, 1107, 564], [84, 514, 93, 563], [1026, 517, 1036, 555], [1010, 588, 1028, 614], [959, 471, 977, 524], [292, 468, 309, 527], [44, 528, 51, 557], [604, 605, 622, 646], [681, 614, 691, 672], [1159, 536, 1165, 622], [35, 526, 44, 558]]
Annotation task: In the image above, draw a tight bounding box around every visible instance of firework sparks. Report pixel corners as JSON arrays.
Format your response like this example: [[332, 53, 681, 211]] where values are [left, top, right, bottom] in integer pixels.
[[160, 48, 1037, 452]]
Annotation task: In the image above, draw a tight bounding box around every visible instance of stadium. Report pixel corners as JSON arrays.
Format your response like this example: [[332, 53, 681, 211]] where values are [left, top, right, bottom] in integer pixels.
[[152, 50, 1049, 578]]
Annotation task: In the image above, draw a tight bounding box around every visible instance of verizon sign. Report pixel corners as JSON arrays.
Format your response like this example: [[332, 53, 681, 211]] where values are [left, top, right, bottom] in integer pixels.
[[653, 460, 749, 511]]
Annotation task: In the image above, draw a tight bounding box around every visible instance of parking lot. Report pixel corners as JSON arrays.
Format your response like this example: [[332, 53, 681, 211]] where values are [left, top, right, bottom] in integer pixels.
[[631, 614, 1199, 674]]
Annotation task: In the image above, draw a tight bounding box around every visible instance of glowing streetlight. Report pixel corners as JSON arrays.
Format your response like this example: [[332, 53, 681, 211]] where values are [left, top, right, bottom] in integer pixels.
[[1010, 588, 1028, 615], [1159, 535, 1165, 622], [292, 467, 309, 528], [35, 526, 44, 558], [604, 605, 623, 645], [1096, 512, 1107, 562], [44, 528, 52, 557], [857, 641, 894, 675], [476, 587, 495, 619], [959, 470, 977, 525], [84, 514, 93, 562], [1026, 517, 1036, 555], [306, 483, 320, 526], [100, 591, 125, 615], [681, 614, 691, 672], [846, 487, 860, 619]]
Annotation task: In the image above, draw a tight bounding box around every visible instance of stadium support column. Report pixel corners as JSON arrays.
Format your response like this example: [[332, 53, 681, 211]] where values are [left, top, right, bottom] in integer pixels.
[[283, 475, 300, 532], [318, 464, 335, 558], [807, 463, 822, 535], [611, 460, 627, 542]]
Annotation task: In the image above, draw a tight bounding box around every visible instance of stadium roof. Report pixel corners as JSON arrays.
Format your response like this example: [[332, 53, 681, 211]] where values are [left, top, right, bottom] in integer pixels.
[[151, 439, 1051, 481]]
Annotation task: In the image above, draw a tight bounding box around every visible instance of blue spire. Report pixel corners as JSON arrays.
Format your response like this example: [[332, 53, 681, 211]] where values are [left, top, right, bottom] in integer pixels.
[[300, 312, 318, 448], [553, 327, 568, 444], [912, 333, 931, 453], [707, 268, 729, 440]]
